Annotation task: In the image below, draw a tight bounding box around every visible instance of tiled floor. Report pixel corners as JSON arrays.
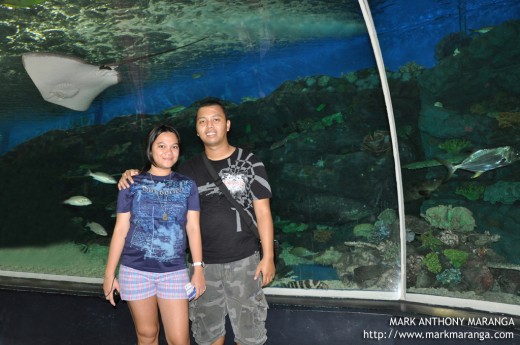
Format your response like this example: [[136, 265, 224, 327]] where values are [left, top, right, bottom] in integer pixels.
[[1, 288, 519, 344]]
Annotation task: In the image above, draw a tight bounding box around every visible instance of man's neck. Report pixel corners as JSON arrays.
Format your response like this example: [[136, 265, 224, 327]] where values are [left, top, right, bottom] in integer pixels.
[[204, 143, 235, 161]]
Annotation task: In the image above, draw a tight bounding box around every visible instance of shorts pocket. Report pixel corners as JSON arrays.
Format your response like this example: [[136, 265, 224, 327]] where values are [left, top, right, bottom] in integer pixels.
[[237, 289, 268, 344]]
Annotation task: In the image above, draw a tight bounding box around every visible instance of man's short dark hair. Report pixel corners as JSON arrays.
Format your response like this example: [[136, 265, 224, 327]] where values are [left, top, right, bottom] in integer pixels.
[[197, 97, 227, 119]]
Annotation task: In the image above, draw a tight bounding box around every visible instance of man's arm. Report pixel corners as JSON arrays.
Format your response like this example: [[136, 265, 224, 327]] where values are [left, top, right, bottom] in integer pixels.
[[117, 169, 140, 190], [253, 198, 276, 286]]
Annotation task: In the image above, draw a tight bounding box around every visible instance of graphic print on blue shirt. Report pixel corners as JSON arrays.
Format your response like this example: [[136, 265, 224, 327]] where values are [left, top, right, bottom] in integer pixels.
[[129, 176, 191, 264]]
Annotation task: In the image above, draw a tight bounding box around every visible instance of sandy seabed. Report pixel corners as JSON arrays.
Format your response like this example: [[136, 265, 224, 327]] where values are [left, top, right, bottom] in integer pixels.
[[1, 244, 519, 308], [0, 242, 108, 278]]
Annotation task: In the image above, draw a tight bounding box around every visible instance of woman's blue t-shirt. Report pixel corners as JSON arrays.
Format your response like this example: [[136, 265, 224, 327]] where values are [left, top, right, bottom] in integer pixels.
[[117, 171, 200, 273]]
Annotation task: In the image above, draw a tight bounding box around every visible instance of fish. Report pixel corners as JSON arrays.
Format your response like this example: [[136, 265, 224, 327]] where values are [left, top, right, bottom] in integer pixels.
[[106, 141, 131, 158], [87, 170, 117, 184], [269, 137, 288, 150], [402, 153, 468, 170], [166, 105, 186, 113], [21, 36, 208, 111], [105, 200, 117, 211], [436, 146, 520, 180], [470, 26, 494, 34], [63, 195, 92, 206], [403, 178, 444, 202], [85, 221, 108, 236], [282, 279, 329, 289]]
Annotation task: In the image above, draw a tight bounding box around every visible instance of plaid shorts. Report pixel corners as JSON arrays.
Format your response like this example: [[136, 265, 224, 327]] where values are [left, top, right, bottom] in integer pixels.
[[119, 265, 190, 301]]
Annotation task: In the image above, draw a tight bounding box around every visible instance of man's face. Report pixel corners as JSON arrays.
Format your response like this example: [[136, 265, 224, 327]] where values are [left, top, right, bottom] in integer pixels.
[[196, 105, 230, 146]]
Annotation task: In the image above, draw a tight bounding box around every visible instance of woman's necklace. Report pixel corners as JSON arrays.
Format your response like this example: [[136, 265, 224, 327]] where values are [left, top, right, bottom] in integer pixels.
[[148, 172, 172, 221]]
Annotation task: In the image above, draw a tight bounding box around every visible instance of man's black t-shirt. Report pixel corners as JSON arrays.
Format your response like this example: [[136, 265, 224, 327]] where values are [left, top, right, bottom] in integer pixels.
[[178, 148, 272, 263]]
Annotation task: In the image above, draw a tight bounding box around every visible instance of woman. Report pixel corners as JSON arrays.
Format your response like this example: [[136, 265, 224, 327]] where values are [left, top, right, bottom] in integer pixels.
[[103, 124, 205, 345]]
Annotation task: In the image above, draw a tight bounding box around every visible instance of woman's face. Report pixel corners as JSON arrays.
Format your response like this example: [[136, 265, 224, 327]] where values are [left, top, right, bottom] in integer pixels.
[[150, 131, 179, 171]]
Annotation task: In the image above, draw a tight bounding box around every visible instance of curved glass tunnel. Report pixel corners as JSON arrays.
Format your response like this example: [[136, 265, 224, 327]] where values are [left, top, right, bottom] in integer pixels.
[[0, 0, 519, 318]]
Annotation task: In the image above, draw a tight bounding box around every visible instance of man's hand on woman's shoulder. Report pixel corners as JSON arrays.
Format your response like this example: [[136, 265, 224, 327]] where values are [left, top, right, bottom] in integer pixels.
[[118, 169, 140, 190]]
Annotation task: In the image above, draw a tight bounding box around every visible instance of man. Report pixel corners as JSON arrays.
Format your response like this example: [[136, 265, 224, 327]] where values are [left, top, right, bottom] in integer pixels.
[[119, 98, 275, 345]]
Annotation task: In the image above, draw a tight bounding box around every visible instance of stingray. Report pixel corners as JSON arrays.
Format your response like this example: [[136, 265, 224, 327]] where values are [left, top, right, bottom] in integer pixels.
[[22, 36, 207, 111]]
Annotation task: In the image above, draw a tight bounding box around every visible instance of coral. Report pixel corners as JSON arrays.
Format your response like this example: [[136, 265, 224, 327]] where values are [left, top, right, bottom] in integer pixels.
[[423, 252, 442, 274], [443, 249, 469, 269], [380, 241, 400, 265], [370, 221, 391, 243], [439, 230, 459, 247], [495, 111, 520, 129], [313, 158, 325, 168], [321, 112, 343, 127], [353, 223, 375, 239], [279, 246, 312, 266], [462, 262, 494, 294], [314, 247, 342, 266], [398, 61, 425, 77], [313, 228, 334, 243], [434, 32, 471, 61], [290, 246, 317, 257], [469, 103, 487, 115], [419, 231, 443, 251], [342, 71, 358, 83], [455, 181, 486, 201], [404, 215, 430, 235], [407, 255, 424, 273], [315, 103, 327, 112], [278, 221, 309, 233], [483, 181, 520, 205], [396, 125, 413, 139], [468, 231, 501, 246], [360, 130, 391, 156], [436, 268, 462, 286], [422, 205, 476, 233], [318, 76, 331, 87], [438, 138, 472, 154], [377, 208, 397, 226]]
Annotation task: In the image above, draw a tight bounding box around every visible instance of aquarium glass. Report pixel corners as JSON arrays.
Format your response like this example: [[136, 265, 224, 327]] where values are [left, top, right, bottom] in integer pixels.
[[0, 0, 519, 310]]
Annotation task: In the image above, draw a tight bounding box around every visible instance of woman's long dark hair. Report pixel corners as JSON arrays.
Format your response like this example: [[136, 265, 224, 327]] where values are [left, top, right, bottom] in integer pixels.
[[143, 124, 181, 171]]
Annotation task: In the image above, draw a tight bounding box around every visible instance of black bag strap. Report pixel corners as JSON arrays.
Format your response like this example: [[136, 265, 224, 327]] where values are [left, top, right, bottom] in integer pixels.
[[201, 152, 260, 239]]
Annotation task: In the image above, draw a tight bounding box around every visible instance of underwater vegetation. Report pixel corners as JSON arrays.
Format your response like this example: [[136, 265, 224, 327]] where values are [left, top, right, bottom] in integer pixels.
[[423, 252, 442, 274], [353, 223, 375, 240], [1, 17, 520, 307], [443, 249, 469, 269], [438, 138, 472, 154], [455, 181, 486, 201], [419, 231, 443, 251]]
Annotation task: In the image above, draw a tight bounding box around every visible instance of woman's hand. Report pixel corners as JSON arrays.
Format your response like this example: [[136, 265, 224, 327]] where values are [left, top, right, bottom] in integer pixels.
[[103, 276, 120, 307], [191, 267, 206, 300]]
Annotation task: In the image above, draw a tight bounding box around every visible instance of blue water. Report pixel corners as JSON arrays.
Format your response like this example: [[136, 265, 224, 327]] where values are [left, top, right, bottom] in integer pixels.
[[293, 264, 339, 281], [1, 0, 519, 155]]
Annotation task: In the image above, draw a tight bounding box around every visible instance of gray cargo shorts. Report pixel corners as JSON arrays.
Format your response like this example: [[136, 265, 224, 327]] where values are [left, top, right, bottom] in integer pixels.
[[189, 252, 268, 345]]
